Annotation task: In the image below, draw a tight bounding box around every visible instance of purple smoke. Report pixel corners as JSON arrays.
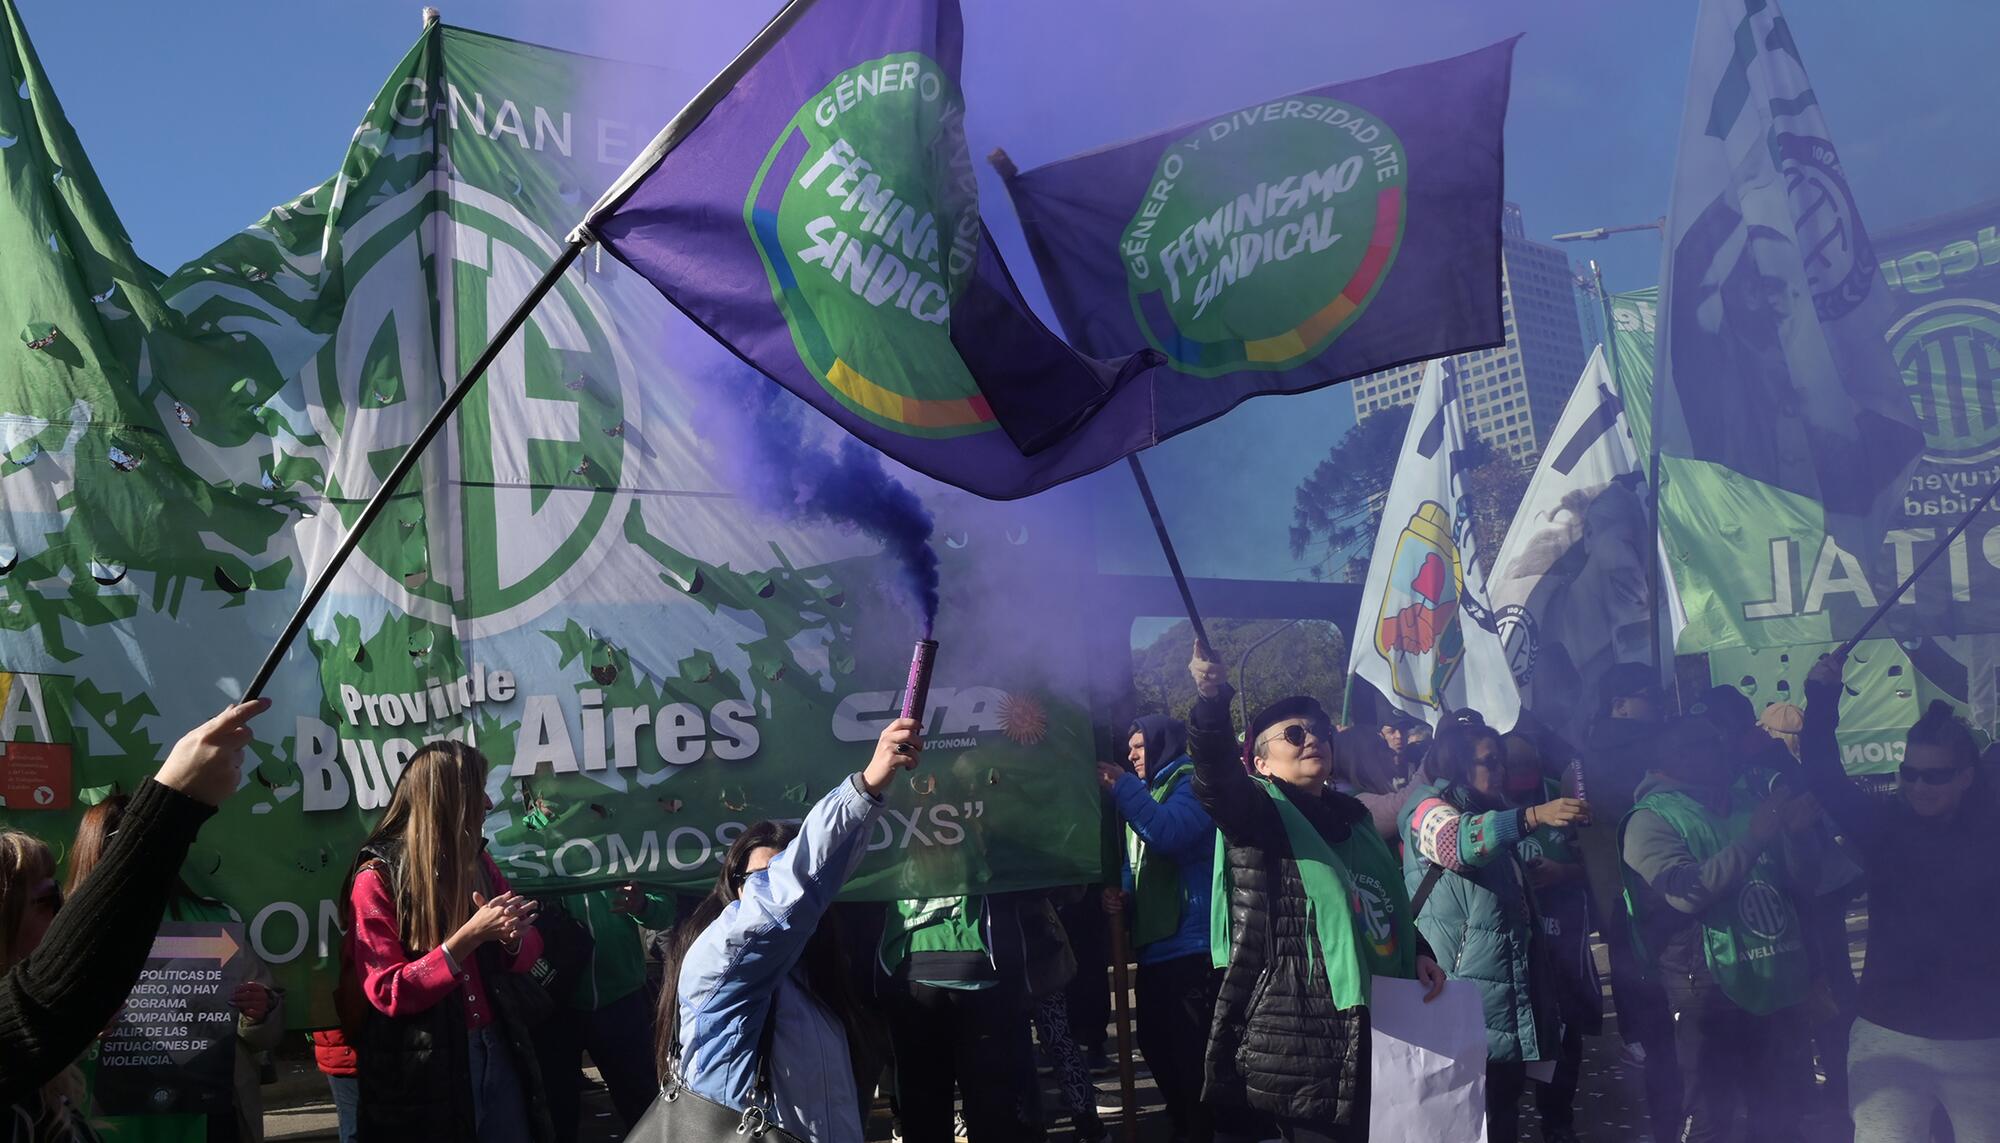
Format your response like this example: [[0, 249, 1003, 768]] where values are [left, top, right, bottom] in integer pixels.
[[699, 365, 941, 635]]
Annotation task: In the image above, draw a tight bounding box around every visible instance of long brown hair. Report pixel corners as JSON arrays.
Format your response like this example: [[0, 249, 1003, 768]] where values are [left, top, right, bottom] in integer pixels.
[[65, 794, 199, 903], [654, 821, 863, 1079], [2, 829, 87, 1132], [353, 741, 490, 952]]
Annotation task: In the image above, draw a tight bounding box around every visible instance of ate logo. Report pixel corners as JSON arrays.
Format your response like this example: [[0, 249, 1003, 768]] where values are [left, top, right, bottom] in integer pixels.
[[1738, 879, 1791, 941], [1891, 298, 2000, 463], [311, 178, 637, 636]]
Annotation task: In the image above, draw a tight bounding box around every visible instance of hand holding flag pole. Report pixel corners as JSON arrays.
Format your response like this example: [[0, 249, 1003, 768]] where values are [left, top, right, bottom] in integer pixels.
[[239, 0, 822, 701]]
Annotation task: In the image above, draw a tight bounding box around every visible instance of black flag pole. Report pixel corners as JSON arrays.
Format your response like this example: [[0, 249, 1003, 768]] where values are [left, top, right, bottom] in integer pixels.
[[241, 238, 586, 701], [1833, 479, 2000, 660], [242, 0, 821, 701], [1125, 454, 1213, 655]]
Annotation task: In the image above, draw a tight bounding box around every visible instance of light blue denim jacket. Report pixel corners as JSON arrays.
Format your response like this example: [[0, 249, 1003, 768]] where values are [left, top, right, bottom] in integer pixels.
[[675, 774, 884, 1143]]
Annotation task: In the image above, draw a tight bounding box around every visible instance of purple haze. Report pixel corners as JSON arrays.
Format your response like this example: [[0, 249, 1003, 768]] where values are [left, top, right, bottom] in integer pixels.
[[700, 364, 941, 635]]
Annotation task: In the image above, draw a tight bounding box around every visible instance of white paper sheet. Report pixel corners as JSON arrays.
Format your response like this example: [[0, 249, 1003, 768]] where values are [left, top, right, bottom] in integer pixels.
[[1368, 976, 1490, 1143]]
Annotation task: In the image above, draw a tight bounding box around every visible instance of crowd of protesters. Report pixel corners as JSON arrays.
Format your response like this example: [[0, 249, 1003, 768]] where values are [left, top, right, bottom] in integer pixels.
[[5, 639, 1999, 1143]]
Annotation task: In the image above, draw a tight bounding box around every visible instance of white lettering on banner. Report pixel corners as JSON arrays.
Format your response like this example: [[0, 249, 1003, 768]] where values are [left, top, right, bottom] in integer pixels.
[[248, 898, 342, 966], [1738, 521, 2000, 623], [1842, 740, 1907, 767], [793, 131, 967, 326], [0, 673, 51, 742], [829, 686, 1011, 742], [496, 803, 984, 884]]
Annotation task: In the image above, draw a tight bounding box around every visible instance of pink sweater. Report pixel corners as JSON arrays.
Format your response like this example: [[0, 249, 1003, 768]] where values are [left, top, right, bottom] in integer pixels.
[[346, 852, 543, 1030]]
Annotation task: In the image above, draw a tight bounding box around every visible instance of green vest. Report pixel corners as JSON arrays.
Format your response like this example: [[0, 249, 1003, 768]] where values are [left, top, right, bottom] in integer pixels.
[[1208, 780, 1416, 1008], [1623, 784, 1809, 1015], [1128, 769, 1190, 949], [878, 895, 986, 976]]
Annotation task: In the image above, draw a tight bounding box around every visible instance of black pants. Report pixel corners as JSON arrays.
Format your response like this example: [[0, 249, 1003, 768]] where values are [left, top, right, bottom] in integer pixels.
[[1486, 1060, 1527, 1143], [1135, 954, 1220, 1143], [886, 979, 1043, 1143], [1533, 1022, 1585, 1129], [1272, 1123, 1360, 1143], [1061, 894, 1112, 1062], [1605, 924, 1682, 1135], [531, 988, 660, 1142], [1663, 972, 1814, 1143]]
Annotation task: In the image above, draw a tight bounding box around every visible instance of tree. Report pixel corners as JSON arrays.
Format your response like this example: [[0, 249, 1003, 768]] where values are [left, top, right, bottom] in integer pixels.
[[1290, 404, 1519, 581], [1130, 618, 1349, 735], [1289, 405, 1413, 580], [1464, 455, 1534, 575]]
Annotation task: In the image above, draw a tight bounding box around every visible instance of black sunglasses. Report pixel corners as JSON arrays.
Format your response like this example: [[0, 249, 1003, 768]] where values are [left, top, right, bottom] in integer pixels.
[[1899, 763, 1967, 786], [1257, 720, 1333, 750]]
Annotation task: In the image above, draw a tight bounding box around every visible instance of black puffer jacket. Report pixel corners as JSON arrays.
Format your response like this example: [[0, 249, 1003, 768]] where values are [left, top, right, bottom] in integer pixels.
[[346, 841, 555, 1143], [1190, 687, 1417, 1134]]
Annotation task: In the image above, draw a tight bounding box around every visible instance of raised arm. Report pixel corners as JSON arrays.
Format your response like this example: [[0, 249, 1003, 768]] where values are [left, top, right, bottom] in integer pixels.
[[1183, 643, 1280, 844], [1799, 655, 1885, 856], [0, 700, 266, 1105], [677, 720, 914, 1013]]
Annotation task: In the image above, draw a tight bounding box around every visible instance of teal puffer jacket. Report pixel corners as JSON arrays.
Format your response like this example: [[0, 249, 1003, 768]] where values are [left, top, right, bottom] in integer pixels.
[[1398, 777, 1555, 1063]]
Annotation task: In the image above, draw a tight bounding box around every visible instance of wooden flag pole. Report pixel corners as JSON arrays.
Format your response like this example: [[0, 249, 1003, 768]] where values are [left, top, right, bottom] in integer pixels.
[[1108, 915, 1140, 1143], [1127, 454, 1212, 655]]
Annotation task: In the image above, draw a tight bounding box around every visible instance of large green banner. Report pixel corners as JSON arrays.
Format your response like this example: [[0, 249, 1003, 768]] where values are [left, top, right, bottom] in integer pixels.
[[0, 23, 1101, 1027]]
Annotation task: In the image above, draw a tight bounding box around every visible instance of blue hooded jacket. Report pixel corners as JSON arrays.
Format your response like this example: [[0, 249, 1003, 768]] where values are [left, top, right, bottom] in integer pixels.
[[675, 775, 885, 1143], [1115, 714, 1217, 966]]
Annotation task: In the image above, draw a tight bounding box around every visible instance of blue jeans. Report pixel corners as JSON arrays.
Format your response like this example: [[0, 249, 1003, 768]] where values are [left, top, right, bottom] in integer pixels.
[[468, 1023, 534, 1143], [326, 1074, 359, 1143]]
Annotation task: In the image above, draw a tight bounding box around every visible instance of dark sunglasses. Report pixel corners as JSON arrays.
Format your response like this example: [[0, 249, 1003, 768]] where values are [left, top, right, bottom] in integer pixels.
[[1257, 720, 1333, 750], [1899, 763, 1967, 786]]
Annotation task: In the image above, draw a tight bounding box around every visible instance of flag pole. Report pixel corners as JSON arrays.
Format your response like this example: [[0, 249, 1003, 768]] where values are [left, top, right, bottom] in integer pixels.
[[1834, 479, 2000, 658], [1126, 454, 1213, 655], [242, 0, 819, 701], [1589, 258, 1663, 683], [240, 238, 587, 700]]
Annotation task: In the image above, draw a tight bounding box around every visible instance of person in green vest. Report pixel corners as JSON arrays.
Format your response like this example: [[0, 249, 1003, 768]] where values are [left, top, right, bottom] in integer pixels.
[[1399, 717, 1583, 1143], [1099, 713, 1216, 1143], [66, 794, 286, 1143], [1501, 733, 1601, 1143], [532, 884, 676, 1141], [1619, 713, 1822, 1143], [1186, 643, 1445, 1143], [877, 892, 1041, 1141]]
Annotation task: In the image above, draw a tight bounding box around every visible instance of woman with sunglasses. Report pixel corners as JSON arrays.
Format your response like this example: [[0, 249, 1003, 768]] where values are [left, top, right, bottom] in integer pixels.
[[1186, 644, 1445, 1143], [1399, 718, 1587, 1143], [649, 717, 920, 1143], [1801, 655, 2000, 1142], [1, 700, 269, 1141]]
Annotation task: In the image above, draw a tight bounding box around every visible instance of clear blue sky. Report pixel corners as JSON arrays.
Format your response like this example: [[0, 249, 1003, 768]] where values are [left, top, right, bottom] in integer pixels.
[[19, 0, 2000, 590]]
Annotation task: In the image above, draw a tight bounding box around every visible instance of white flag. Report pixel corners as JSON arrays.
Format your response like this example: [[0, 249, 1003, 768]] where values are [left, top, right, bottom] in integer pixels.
[[1487, 347, 1685, 745], [1652, 0, 1923, 646], [1350, 360, 1520, 730]]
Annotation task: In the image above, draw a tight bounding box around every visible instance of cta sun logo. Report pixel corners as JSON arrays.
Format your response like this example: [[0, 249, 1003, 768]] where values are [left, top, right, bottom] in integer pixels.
[[997, 693, 1048, 745]]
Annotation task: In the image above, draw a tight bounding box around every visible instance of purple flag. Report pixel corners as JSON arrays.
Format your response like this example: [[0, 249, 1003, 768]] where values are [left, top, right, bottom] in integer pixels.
[[1000, 40, 1516, 425], [589, 0, 1155, 500]]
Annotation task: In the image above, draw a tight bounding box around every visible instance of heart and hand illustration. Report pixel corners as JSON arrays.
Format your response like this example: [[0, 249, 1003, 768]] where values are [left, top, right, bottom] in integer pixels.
[[1379, 551, 1457, 655]]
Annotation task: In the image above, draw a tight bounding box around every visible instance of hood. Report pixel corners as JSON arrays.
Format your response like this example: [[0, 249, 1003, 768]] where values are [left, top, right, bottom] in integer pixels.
[[1132, 714, 1188, 784], [1632, 770, 1732, 810]]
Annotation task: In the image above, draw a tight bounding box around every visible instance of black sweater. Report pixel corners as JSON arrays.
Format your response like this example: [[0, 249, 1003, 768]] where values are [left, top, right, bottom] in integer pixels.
[[1, 778, 214, 1104], [1800, 677, 2000, 1039]]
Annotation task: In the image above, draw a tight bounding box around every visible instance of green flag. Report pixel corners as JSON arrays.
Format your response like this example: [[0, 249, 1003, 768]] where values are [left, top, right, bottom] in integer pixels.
[[0, 17, 1103, 1029]]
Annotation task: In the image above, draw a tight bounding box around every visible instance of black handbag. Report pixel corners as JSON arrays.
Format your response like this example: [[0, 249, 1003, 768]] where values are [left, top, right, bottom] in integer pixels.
[[627, 1004, 803, 1143]]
